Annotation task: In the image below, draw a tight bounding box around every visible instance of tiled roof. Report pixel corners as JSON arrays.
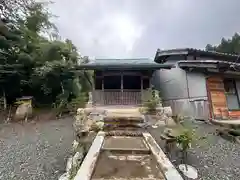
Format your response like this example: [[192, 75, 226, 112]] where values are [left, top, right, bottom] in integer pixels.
[[177, 60, 240, 72], [88, 58, 154, 65], [154, 48, 240, 63], [77, 58, 173, 70]]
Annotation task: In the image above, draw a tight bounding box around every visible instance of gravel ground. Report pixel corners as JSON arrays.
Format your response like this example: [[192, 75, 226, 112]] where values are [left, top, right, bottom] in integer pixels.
[[0, 117, 74, 180], [149, 120, 240, 180]]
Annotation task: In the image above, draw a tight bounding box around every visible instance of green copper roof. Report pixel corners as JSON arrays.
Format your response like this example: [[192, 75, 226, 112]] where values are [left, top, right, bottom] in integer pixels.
[[77, 58, 173, 70]]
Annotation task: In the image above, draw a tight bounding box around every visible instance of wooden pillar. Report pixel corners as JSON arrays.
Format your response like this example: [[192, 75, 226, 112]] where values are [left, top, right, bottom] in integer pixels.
[[141, 75, 143, 103], [121, 71, 123, 104], [91, 72, 95, 106], [101, 74, 104, 105], [149, 77, 152, 89], [149, 72, 154, 100], [149, 70, 153, 89], [121, 71, 123, 91], [101, 77, 104, 90]]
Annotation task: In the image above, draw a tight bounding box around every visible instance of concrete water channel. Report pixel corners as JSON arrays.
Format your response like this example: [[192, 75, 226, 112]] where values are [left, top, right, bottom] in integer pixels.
[[74, 108, 183, 180]]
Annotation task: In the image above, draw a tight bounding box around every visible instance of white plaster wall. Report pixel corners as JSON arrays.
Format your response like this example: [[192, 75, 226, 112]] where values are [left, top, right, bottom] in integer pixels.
[[153, 68, 208, 100], [152, 68, 209, 120], [152, 68, 188, 100], [186, 72, 207, 98]]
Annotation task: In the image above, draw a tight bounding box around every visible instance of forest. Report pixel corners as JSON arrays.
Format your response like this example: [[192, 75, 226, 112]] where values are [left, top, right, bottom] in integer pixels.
[[0, 0, 92, 114], [206, 33, 240, 55]]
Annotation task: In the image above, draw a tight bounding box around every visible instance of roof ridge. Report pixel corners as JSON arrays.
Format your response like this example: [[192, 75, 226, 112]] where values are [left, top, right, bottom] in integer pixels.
[[158, 48, 239, 57], [95, 58, 151, 60], [155, 48, 240, 63]]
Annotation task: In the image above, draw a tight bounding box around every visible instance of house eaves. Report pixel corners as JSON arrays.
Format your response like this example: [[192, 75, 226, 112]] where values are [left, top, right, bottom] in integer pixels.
[[177, 60, 240, 73], [154, 48, 240, 64]]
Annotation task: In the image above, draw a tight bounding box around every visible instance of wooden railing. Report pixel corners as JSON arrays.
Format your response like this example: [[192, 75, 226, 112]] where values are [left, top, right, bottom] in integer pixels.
[[92, 89, 150, 106]]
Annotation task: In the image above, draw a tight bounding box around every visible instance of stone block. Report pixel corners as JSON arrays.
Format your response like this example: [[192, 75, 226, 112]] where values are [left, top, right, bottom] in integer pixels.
[[15, 103, 33, 121], [156, 106, 173, 117], [66, 157, 73, 173], [72, 140, 79, 152], [58, 173, 69, 180]]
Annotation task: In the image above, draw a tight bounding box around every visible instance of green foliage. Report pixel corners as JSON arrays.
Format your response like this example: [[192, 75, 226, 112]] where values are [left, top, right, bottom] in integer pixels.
[[67, 94, 88, 113], [206, 33, 240, 55], [53, 91, 88, 117], [143, 88, 161, 113], [175, 127, 195, 151], [0, 0, 92, 112], [168, 117, 210, 165]]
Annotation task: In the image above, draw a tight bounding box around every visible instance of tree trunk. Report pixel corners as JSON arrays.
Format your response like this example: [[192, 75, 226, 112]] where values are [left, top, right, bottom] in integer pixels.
[[3, 89, 7, 110], [60, 82, 65, 94], [184, 151, 188, 171]]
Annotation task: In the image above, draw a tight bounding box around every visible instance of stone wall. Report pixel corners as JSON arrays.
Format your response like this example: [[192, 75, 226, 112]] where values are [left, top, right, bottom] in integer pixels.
[[59, 107, 106, 180]]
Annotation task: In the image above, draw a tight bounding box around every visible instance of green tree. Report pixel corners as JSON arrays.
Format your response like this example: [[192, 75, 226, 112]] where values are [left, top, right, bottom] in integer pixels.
[[0, 0, 92, 112], [206, 33, 240, 55]]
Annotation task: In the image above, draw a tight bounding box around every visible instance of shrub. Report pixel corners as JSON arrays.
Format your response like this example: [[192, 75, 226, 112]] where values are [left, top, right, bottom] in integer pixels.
[[143, 89, 161, 113], [53, 92, 87, 117], [67, 94, 87, 113]]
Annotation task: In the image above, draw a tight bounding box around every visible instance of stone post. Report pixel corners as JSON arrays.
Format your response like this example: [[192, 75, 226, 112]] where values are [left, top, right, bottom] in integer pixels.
[[86, 92, 93, 108]]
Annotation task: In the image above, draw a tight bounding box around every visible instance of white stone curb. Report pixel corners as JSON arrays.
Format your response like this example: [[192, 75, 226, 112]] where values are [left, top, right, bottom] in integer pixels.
[[74, 131, 105, 180], [142, 132, 183, 180]]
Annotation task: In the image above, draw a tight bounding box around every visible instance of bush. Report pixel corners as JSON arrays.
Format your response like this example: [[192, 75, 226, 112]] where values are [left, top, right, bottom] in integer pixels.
[[67, 93, 87, 113], [53, 92, 87, 117], [175, 128, 195, 151], [143, 89, 161, 113]]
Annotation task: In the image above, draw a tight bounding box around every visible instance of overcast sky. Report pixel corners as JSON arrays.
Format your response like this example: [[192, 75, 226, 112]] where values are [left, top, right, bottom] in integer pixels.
[[49, 0, 240, 59]]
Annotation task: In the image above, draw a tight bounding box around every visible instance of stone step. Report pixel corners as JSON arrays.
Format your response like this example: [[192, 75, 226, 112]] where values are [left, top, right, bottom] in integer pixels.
[[101, 148, 151, 154], [105, 130, 143, 136], [92, 178, 159, 180], [103, 116, 144, 123], [103, 124, 144, 131]]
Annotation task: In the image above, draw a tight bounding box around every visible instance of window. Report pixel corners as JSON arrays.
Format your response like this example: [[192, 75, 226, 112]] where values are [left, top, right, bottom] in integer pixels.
[[123, 76, 141, 89], [224, 79, 240, 110], [143, 78, 150, 89], [95, 78, 102, 90], [104, 76, 121, 89]]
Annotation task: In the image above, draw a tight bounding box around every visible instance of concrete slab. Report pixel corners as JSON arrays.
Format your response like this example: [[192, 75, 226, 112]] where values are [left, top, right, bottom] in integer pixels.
[[105, 108, 142, 117], [74, 131, 182, 180], [212, 119, 240, 125], [103, 136, 149, 151], [91, 152, 165, 180]]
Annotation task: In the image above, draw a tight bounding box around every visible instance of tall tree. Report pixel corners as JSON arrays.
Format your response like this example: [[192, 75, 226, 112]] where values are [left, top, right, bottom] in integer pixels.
[[206, 33, 240, 55], [0, 0, 91, 110]]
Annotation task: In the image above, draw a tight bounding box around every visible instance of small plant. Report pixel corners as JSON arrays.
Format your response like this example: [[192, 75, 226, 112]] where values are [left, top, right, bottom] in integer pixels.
[[53, 92, 87, 117], [143, 88, 161, 113], [170, 121, 208, 170], [67, 94, 87, 113], [169, 126, 195, 171], [53, 92, 69, 117]]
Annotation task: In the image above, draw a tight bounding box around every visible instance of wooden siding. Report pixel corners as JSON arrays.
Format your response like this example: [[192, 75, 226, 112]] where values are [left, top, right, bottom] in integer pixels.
[[163, 98, 209, 120], [228, 111, 240, 119], [207, 77, 240, 120], [206, 77, 229, 119], [92, 90, 151, 106], [190, 100, 209, 120]]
